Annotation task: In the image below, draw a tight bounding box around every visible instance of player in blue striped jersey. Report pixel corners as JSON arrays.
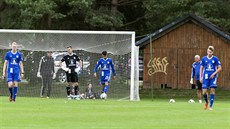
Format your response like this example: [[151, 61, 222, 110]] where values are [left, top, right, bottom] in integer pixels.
[[190, 55, 202, 103], [94, 51, 116, 96], [2, 42, 24, 102], [200, 46, 221, 110]]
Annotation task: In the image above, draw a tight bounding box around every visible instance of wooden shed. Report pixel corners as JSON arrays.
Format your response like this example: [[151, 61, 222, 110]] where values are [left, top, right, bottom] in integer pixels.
[[136, 14, 230, 89]]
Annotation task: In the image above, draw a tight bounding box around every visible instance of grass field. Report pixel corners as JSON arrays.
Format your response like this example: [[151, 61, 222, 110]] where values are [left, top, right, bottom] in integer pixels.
[[1, 96, 229, 129]]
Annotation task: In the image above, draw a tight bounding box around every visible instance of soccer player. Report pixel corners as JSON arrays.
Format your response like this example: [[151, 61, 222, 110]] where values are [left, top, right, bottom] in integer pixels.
[[94, 51, 116, 96], [2, 42, 24, 102], [190, 55, 202, 103], [60, 46, 82, 98], [200, 46, 221, 110]]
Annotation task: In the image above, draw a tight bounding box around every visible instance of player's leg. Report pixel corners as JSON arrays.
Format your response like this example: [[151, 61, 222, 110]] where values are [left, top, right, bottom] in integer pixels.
[[66, 74, 71, 97], [209, 77, 217, 110], [7, 73, 14, 101], [102, 74, 111, 94], [202, 89, 208, 110], [12, 81, 18, 101], [72, 73, 79, 95], [41, 77, 47, 98], [8, 82, 13, 102], [209, 88, 215, 110], [196, 80, 202, 103], [40, 77, 45, 97], [12, 73, 21, 101], [202, 78, 209, 109], [100, 75, 105, 93], [103, 82, 109, 93], [47, 75, 52, 98]]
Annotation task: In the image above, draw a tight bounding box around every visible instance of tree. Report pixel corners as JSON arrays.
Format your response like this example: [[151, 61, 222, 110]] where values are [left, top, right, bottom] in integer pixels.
[[0, 0, 229, 36]]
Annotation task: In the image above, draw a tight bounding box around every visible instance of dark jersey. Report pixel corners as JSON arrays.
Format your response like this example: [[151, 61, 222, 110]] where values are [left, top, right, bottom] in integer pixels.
[[61, 54, 80, 74], [38, 56, 54, 76]]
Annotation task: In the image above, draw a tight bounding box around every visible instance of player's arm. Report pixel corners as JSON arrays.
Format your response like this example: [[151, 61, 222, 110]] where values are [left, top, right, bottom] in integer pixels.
[[3, 53, 9, 77], [93, 60, 101, 77], [37, 57, 43, 77], [52, 59, 55, 74], [60, 57, 69, 72], [111, 60, 116, 78], [2, 60, 8, 77], [210, 60, 222, 79], [190, 65, 195, 84], [199, 65, 203, 83], [19, 61, 25, 78], [19, 54, 24, 78]]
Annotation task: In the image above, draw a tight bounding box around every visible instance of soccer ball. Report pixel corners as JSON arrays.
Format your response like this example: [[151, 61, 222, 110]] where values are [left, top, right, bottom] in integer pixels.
[[169, 99, 175, 103], [100, 93, 107, 99], [188, 99, 195, 103]]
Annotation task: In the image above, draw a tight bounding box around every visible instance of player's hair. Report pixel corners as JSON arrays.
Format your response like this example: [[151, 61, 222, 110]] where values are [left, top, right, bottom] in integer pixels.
[[208, 46, 214, 52], [12, 42, 17, 45], [194, 55, 200, 58], [67, 46, 72, 49], [102, 51, 107, 56]]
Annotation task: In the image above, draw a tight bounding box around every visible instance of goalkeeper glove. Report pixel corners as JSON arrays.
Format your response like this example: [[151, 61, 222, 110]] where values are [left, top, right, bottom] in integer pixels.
[[52, 73, 56, 79], [190, 78, 193, 84], [75, 67, 82, 74], [37, 72, 42, 78], [61, 66, 69, 72]]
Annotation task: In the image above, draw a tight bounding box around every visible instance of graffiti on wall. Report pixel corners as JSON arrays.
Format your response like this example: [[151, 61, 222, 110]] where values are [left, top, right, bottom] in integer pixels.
[[147, 57, 169, 76]]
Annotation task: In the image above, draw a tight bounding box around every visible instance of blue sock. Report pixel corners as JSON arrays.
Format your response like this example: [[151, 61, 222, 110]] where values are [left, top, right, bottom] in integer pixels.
[[210, 94, 215, 108], [103, 85, 109, 93], [9, 88, 13, 98], [13, 87, 18, 100], [203, 94, 208, 103]]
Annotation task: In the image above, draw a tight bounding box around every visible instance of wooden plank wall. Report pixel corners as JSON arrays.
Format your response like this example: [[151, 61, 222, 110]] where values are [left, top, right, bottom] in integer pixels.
[[143, 21, 230, 89]]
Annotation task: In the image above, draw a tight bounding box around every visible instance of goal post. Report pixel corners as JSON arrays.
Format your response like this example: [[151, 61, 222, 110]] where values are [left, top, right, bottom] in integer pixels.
[[0, 29, 140, 101]]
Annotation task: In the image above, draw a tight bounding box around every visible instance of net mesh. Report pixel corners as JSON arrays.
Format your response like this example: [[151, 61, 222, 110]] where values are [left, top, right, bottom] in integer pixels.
[[0, 30, 139, 101]]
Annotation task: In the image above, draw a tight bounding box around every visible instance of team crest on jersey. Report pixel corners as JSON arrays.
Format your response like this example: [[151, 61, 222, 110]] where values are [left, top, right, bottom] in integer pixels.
[[74, 57, 76, 59], [212, 60, 215, 63], [16, 55, 19, 58], [107, 61, 109, 64]]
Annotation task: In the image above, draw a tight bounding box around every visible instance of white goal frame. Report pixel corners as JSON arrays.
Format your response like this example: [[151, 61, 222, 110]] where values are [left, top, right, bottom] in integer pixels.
[[0, 29, 140, 101]]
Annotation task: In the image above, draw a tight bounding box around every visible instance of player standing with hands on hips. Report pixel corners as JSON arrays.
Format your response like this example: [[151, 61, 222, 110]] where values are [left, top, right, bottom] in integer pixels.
[[60, 46, 82, 99], [190, 55, 202, 103], [200, 46, 221, 110], [2, 42, 24, 102], [94, 51, 116, 97]]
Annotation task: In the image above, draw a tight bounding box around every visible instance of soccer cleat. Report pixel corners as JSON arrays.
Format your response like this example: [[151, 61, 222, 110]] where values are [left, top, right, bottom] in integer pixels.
[[199, 100, 202, 103], [204, 102, 208, 110], [208, 107, 213, 110], [46, 96, 49, 99]]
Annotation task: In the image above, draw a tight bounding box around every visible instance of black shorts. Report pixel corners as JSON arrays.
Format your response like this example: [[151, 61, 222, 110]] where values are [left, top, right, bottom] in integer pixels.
[[66, 73, 78, 83], [196, 80, 202, 90]]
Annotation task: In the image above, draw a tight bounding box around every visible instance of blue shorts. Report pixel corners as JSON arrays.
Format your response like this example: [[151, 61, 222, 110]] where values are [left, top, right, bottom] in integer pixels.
[[7, 73, 21, 82], [100, 73, 111, 85], [202, 74, 217, 89]]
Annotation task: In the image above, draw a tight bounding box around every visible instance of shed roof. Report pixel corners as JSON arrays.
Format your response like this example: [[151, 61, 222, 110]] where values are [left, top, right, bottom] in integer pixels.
[[136, 14, 230, 47]]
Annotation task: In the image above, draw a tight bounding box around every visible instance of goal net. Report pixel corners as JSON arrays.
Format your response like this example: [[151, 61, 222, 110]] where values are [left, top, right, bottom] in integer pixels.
[[0, 30, 140, 101]]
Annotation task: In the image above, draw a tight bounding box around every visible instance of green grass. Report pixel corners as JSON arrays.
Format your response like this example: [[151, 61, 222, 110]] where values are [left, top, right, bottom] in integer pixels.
[[0, 96, 229, 129]]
